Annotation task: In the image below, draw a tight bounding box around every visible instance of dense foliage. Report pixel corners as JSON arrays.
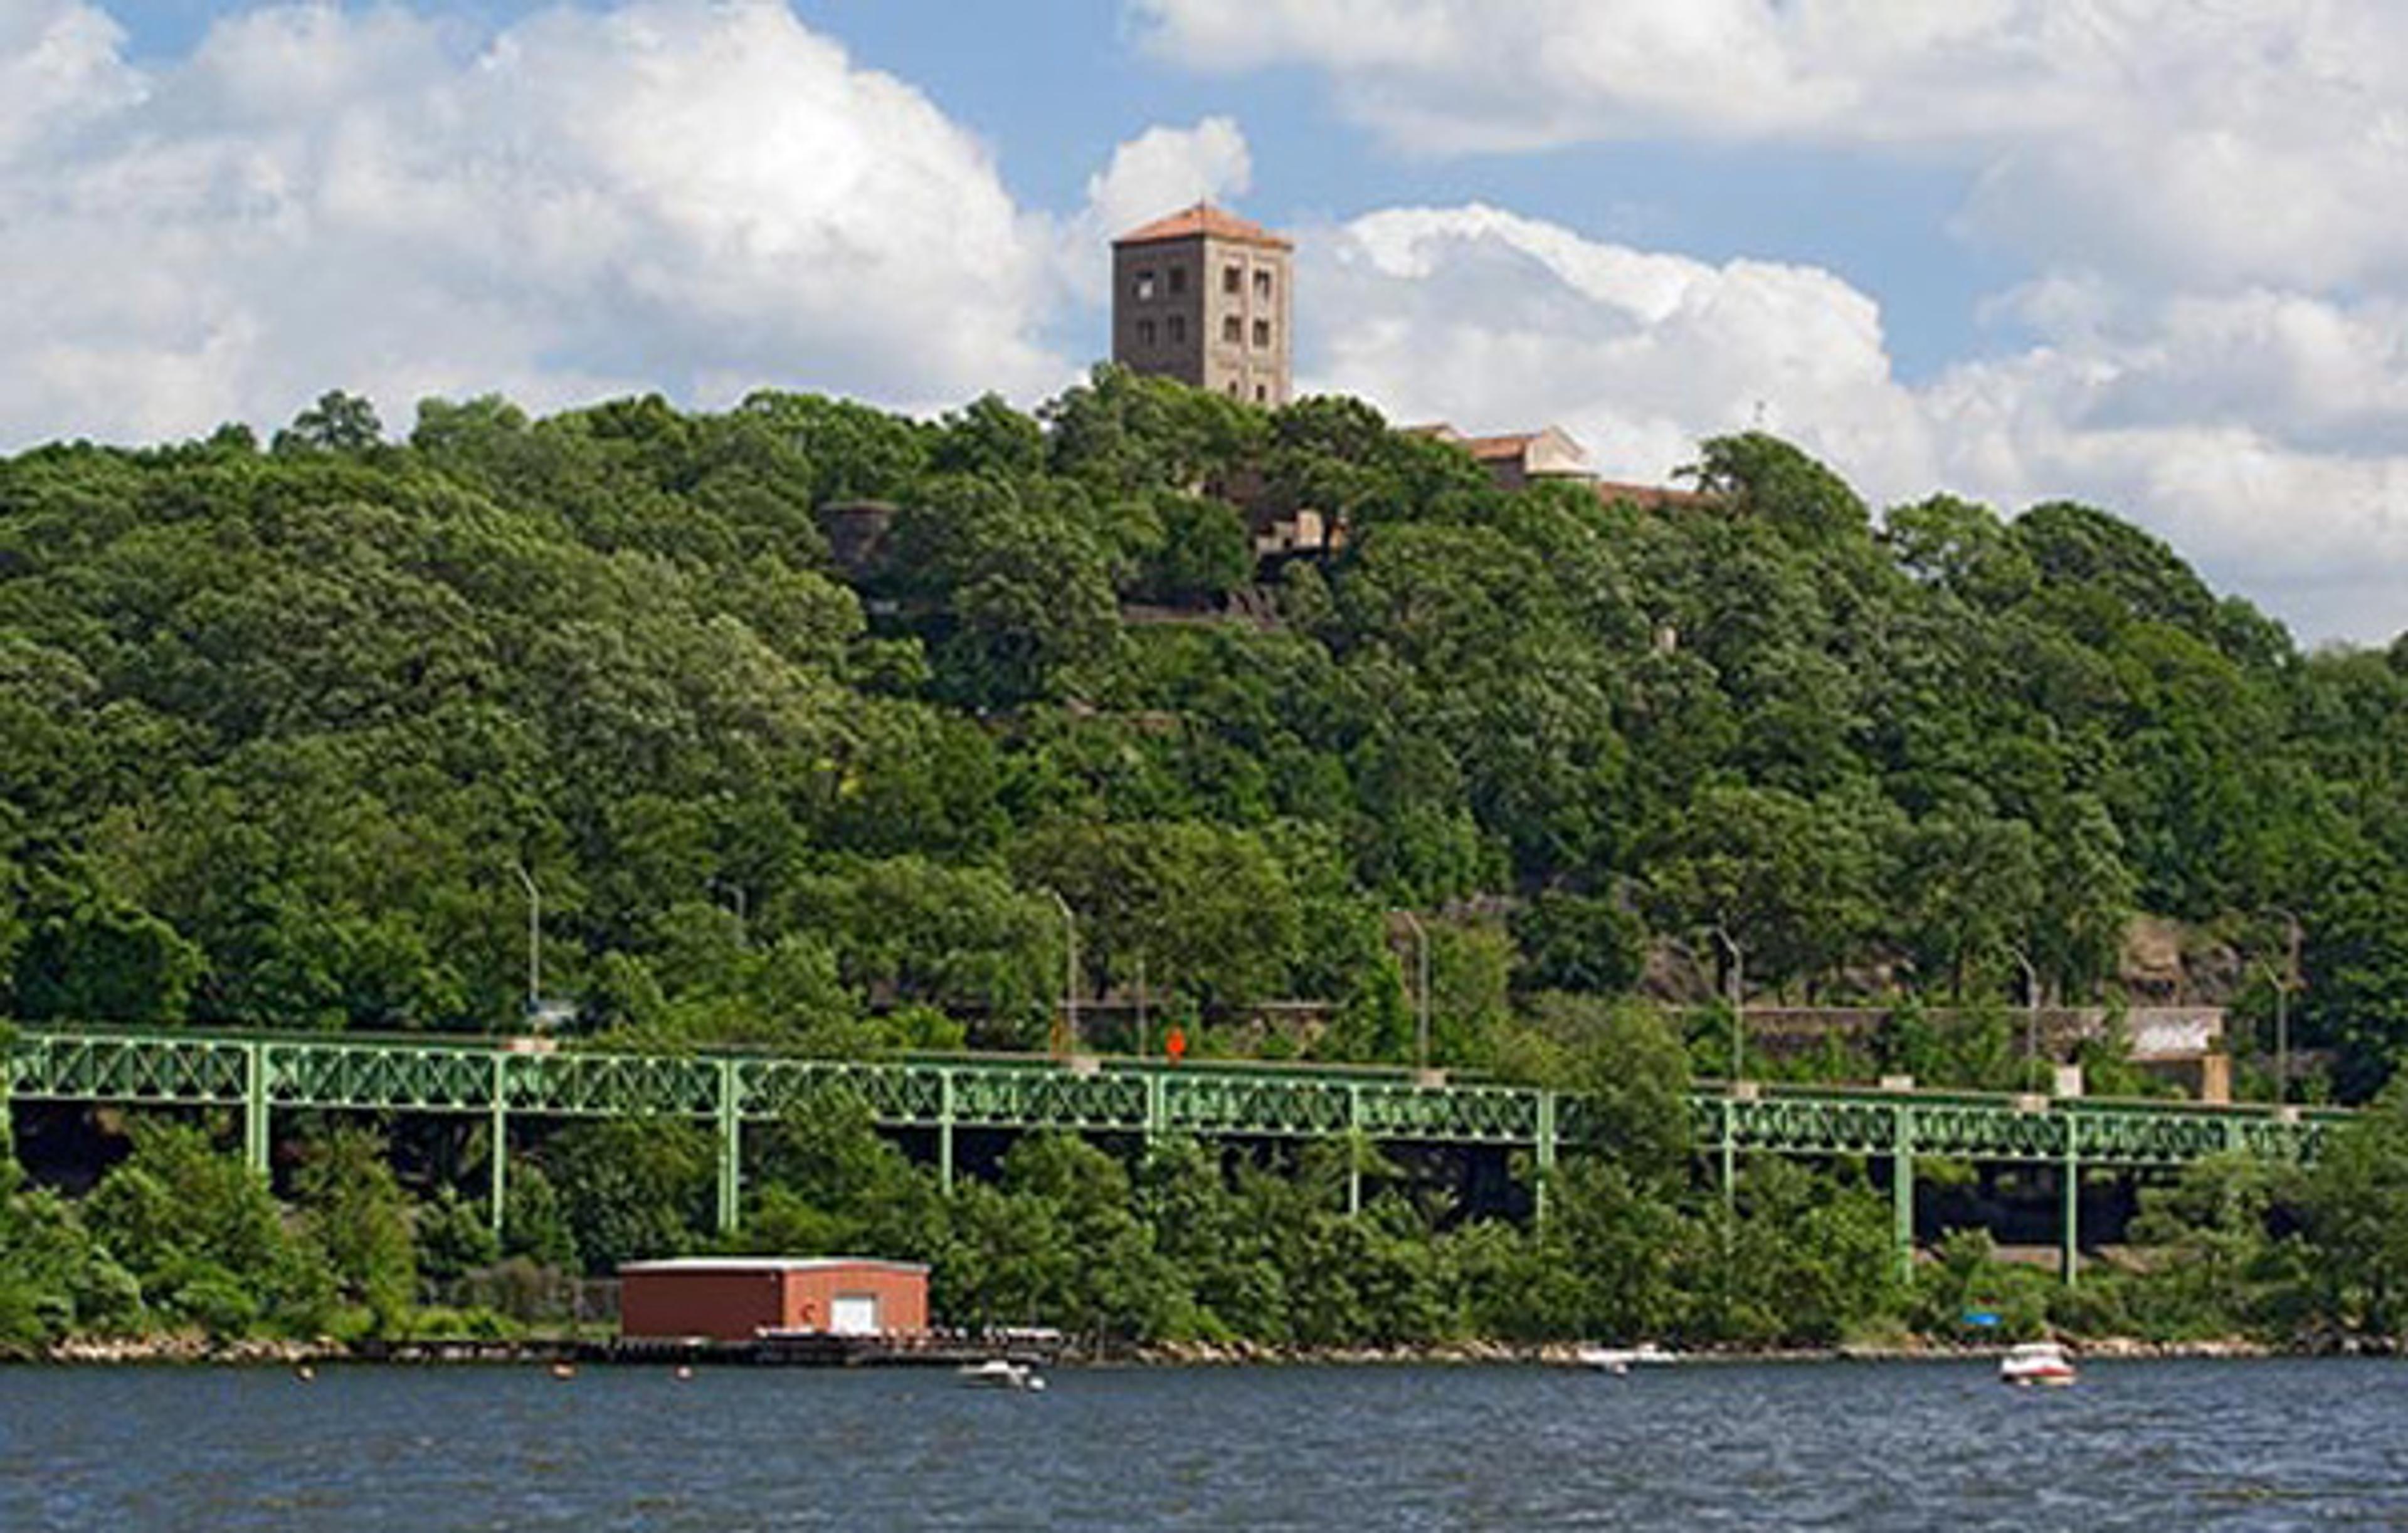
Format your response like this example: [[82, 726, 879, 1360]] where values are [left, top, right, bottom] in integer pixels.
[[4, 372, 2408, 1352], [16, 1065, 2408, 1356], [4, 374, 2404, 1089]]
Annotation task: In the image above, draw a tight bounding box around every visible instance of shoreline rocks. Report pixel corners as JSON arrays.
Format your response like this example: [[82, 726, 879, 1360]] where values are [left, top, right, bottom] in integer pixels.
[[41, 1332, 341, 1366], [19, 1329, 2388, 1367]]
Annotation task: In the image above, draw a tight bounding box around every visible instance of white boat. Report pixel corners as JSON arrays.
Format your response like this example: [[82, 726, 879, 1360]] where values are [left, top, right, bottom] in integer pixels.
[[1999, 1341, 2076, 1387], [1575, 1342, 1677, 1374], [959, 1358, 1045, 1391]]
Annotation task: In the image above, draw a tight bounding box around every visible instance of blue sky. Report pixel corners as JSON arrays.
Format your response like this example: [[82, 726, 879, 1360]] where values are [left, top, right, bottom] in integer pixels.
[[12, 1, 2408, 644]]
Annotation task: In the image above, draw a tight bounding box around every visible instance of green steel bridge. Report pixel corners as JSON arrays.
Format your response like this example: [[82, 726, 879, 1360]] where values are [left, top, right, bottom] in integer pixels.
[[3, 1024, 2350, 1280]]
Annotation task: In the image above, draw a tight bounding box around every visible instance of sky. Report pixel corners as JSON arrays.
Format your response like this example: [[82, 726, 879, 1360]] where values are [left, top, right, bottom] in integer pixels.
[[8, 1, 2408, 646]]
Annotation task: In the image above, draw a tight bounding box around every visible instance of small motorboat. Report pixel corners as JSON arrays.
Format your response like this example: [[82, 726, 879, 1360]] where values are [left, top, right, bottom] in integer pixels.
[[1999, 1341, 2076, 1388], [958, 1358, 1045, 1392], [1575, 1342, 1677, 1374]]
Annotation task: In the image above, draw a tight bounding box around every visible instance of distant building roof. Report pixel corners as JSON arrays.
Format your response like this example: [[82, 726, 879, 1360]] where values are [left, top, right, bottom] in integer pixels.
[[1459, 431, 1552, 462], [1114, 202, 1293, 251], [1412, 420, 1709, 506], [620, 1257, 931, 1275], [1595, 480, 1717, 510], [1408, 423, 1587, 467]]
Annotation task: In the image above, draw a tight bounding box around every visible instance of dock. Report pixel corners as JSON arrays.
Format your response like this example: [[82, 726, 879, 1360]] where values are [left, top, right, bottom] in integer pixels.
[[353, 1329, 1069, 1369]]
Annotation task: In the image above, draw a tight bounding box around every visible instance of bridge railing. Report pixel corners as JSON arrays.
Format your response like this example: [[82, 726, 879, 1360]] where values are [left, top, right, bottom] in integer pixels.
[[0, 1023, 2353, 1273]]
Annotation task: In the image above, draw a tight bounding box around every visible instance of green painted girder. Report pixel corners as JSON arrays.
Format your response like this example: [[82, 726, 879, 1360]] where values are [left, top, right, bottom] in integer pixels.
[[1, 1026, 2349, 1166], [275, 1040, 516, 1112], [1686, 1088, 2342, 1166], [9, 1031, 253, 1106]]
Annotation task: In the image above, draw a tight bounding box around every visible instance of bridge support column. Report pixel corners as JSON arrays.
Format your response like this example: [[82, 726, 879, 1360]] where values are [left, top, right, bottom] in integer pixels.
[[487, 1053, 508, 1238], [2061, 1121, 2080, 1285], [714, 1058, 741, 1235], [1719, 1100, 1736, 1215], [242, 1041, 270, 1180], [1534, 1089, 1558, 1226], [1346, 1084, 1363, 1218], [937, 1070, 956, 1195], [1891, 1107, 1915, 1283]]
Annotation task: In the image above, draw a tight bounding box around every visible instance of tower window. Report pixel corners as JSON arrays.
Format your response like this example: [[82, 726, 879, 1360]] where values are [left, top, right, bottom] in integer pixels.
[[1253, 319, 1272, 347], [1254, 384, 1268, 403], [1136, 319, 1156, 346], [1222, 315, 1242, 344], [1134, 270, 1156, 301], [1254, 269, 1273, 300], [1223, 264, 1242, 294], [1167, 315, 1186, 344], [1168, 265, 1186, 294]]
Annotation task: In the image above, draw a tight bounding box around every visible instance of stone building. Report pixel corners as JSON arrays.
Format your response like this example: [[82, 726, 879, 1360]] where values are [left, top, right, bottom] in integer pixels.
[[1111, 203, 1293, 406], [1408, 423, 1594, 492]]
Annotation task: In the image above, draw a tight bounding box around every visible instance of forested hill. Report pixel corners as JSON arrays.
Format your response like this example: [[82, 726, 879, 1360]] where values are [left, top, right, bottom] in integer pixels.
[[3, 371, 2405, 1094]]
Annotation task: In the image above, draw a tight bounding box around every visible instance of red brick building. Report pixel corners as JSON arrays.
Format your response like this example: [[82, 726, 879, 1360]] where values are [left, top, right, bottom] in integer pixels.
[[618, 1257, 930, 1342]]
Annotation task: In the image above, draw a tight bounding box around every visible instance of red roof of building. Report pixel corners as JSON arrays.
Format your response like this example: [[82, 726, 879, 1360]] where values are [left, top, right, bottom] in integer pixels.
[[1459, 433, 1542, 461], [1114, 202, 1292, 251]]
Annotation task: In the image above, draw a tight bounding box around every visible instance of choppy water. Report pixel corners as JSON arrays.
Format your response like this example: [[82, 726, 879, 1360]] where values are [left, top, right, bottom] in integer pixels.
[[3, 1357, 2404, 1529]]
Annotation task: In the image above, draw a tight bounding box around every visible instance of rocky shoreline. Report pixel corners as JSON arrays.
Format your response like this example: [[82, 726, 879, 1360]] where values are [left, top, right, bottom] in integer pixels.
[[41, 1333, 342, 1366], [1124, 1334, 2342, 1367], [18, 1331, 2393, 1367]]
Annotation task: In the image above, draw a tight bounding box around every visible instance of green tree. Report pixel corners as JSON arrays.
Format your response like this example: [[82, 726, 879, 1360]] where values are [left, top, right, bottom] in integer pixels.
[[274, 390, 384, 455], [81, 1119, 335, 1336], [292, 1126, 418, 1335], [540, 1120, 713, 1274]]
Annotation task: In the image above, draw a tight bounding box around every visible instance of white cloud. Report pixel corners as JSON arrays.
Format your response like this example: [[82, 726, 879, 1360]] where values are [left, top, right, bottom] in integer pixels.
[[1137, 0, 2408, 643], [8, 0, 2403, 642], [1052, 115, 1252, 305], [1302, 203, 2408, 643], [0, 0, 143, 161], [1135, 1, 2408, 291], [1082, 116, 1252, 248], [1303, 203, 1931, 492], [0, 0, 1082, 446], [1920, 291, 2408, 639]]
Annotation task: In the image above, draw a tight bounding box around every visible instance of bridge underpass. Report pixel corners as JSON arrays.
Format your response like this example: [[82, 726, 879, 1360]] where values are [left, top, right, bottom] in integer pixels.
[[3, 1025, 2348, 1282]]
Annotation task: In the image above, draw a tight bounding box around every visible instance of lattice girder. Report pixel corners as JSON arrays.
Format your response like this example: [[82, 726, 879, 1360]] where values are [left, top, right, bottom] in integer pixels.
[[0, 1028, 2352, 1169]]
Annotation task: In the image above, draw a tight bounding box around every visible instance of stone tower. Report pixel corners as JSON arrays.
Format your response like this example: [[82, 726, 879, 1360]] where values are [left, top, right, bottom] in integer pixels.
[[1111, 203, 1292, 406]]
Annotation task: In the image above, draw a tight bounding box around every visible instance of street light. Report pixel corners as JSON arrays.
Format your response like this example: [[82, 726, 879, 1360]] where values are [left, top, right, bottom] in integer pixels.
[[1711, 925, 1745, 1083], [2263, 907, 2301, 1105], [510, 860, 541, 1016], [1048, 890, 1079, 1057], [1393, 910, 1431, 1072], [2009, 946, 2042, 1068]]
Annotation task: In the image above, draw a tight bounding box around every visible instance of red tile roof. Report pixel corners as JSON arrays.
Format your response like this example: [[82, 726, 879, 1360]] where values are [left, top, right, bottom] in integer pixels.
[[1114, 202, 1293, 250], [1459, 433, 1541, 460]]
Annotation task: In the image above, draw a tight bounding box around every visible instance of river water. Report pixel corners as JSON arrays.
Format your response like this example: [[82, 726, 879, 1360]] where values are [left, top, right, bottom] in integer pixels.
[[3, 1358, 2404, 1529]]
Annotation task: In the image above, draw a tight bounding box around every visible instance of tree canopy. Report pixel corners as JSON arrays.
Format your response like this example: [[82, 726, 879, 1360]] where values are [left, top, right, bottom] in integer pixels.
[[0, 370, 2402, 1096]]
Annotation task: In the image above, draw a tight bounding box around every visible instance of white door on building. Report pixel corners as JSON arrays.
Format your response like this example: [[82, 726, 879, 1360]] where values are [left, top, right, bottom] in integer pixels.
[[830, 1293, 880, 1335]]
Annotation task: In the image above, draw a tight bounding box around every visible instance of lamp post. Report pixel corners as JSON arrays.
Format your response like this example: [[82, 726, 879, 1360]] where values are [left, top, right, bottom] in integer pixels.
[[1711, 925, 1745, 1083], [510, 860, 541, 1018], [1048, 890, 1079, 1057], [2255, 961, 2289, 1105], [1393, 910, 1431, 1072], [2009, 946, 2041, 1070], [2263, 907, 2301, 1104]]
